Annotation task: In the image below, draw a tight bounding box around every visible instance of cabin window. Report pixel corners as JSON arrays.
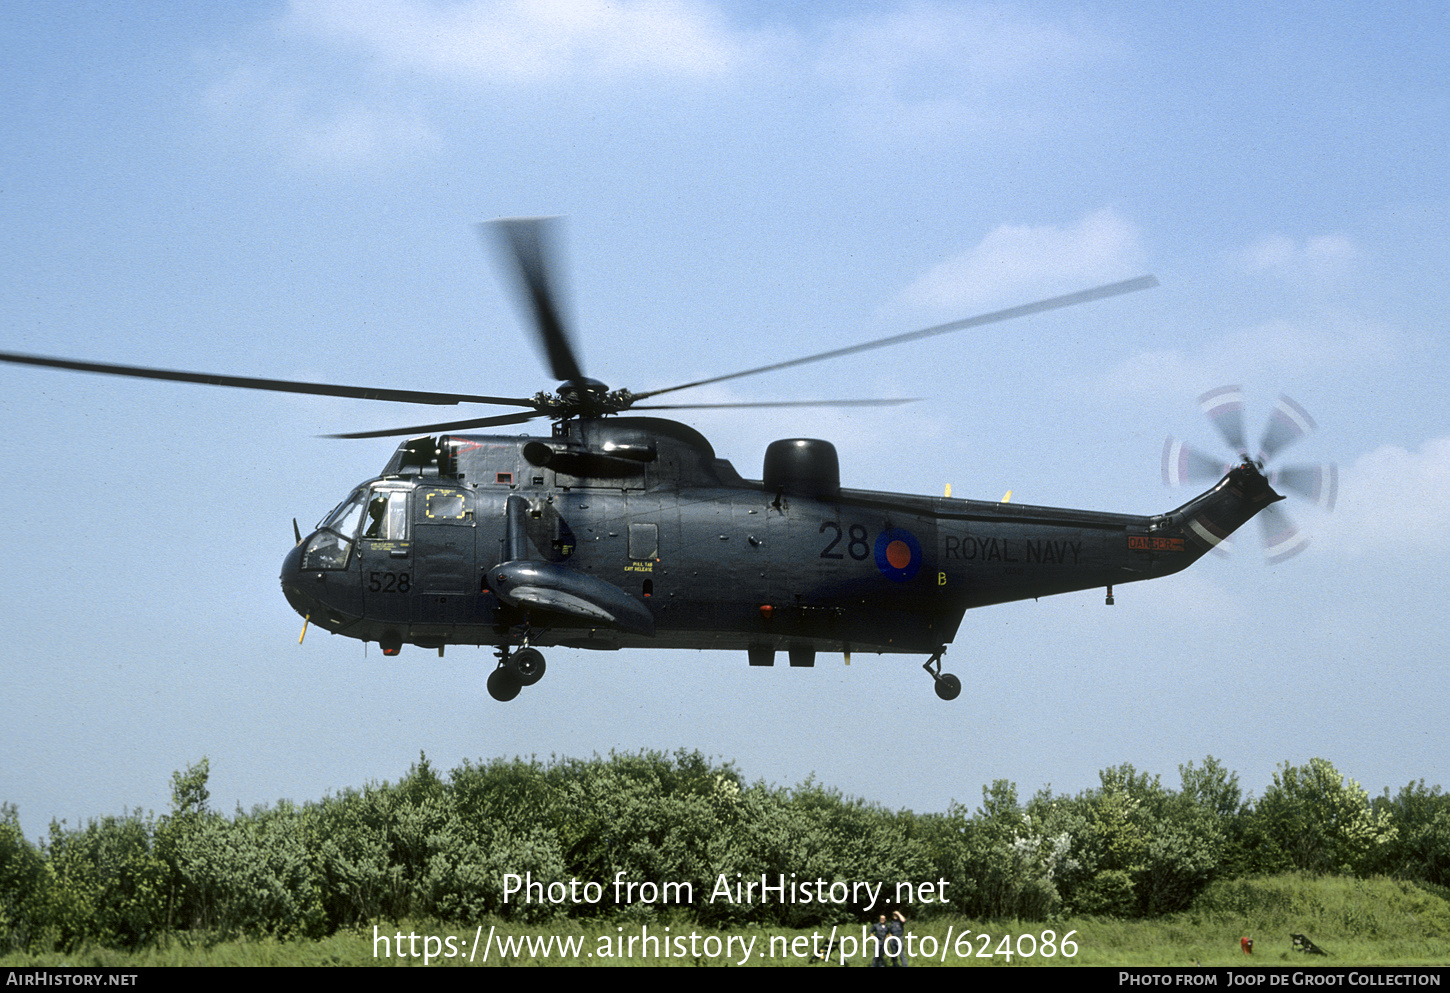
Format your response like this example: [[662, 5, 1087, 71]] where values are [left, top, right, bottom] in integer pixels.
[[363, 488, 408, 540], [629, 523, 658, 561], [422, 489, 468, 521]]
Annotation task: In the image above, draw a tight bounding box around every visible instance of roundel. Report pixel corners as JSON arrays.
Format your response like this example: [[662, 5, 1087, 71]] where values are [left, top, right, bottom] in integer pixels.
[[874, 528, 922, 582]]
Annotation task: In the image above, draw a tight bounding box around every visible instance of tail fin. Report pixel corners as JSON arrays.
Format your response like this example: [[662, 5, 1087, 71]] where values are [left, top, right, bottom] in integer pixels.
[[1170, 461, 1283, 554]]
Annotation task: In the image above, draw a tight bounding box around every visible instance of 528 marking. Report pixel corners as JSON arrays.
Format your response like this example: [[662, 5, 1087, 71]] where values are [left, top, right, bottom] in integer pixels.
[[368, 571, 411, 593], [819, 521, 871, 561]]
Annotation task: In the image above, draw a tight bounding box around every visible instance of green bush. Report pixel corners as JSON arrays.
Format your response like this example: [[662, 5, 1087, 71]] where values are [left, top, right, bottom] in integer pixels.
[[1369, 781, 1450, 885], [1240, 758, 1398, 876], [0, 804, 49, 952], [6, 751, 1450, 952]]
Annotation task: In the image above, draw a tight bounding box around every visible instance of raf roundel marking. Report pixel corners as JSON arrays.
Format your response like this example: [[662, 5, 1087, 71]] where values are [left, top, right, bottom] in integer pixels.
[[874, 528, 922, 582]]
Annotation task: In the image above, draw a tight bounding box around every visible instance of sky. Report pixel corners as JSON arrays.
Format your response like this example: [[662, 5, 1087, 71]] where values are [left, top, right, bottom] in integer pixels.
[[2, 2, 1448, 845]]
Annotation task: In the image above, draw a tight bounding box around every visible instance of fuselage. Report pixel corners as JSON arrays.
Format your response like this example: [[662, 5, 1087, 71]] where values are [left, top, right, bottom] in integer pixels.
[[281, 417, 1280, 661]]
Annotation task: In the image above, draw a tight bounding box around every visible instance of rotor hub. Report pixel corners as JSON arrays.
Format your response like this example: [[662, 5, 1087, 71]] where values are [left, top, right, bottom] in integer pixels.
[[536, 378, 639, 419]]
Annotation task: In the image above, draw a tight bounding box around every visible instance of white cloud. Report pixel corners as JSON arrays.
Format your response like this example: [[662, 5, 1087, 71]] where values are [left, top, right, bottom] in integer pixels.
[[1088, 348, 1208, 402], [1237, 232, 1359, 285], [897, 208, 1146, 313], [814, 4, 1114, 137], [1324, 436, 1450, 557], [1217, 312, 1403, 377], [201, 2, 1125, 168], [817, 4, 1098, 85], [202, 64, 439, 170], [282, 0, 766, 82], [200, 0, 780, 169], [1089, 310, 1411, 403]]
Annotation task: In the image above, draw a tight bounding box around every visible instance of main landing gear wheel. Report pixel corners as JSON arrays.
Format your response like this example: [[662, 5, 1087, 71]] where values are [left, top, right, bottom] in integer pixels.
[[921, 645, 960, 701], [487, 667, 521, 702], [508, 647, 546, 686]]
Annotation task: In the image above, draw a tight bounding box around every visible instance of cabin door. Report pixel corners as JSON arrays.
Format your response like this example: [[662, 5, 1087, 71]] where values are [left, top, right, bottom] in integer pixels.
[[410, 484, 477, 624]]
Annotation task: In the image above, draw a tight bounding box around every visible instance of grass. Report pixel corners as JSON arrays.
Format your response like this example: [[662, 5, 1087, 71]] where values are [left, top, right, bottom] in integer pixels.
[[4, 875, 1447, 967]]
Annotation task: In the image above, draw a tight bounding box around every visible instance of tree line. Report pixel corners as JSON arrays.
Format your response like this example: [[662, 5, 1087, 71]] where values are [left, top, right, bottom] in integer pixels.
[[2, 751, 1446, 952]]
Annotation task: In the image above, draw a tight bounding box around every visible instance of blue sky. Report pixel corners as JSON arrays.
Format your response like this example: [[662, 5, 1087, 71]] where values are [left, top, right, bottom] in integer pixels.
[[2, 2, 1447, 842]]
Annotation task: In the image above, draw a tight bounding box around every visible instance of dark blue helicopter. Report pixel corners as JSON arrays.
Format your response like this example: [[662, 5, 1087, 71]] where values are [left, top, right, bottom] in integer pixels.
[[1, 219, 1334, 701]]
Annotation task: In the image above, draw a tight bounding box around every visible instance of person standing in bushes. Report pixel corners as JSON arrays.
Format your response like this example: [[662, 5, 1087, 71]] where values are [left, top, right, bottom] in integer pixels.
[[887, 909, 909, 967], [870, 914, 891, 967]]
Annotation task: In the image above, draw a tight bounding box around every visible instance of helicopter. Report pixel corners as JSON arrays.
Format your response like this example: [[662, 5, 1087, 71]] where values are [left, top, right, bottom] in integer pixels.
[[0, 218, 1332, 702]]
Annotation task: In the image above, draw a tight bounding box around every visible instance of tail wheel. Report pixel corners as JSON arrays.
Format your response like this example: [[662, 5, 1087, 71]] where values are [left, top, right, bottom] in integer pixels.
[[934, 673, 962, 701]]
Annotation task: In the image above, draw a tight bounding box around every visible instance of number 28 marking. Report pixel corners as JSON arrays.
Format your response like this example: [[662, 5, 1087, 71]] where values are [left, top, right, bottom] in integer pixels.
[[819, 521, 870, 560]]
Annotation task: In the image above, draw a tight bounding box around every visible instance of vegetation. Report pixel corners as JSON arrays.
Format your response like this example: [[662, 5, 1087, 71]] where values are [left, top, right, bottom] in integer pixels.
[[2, 752, 1448, 960], [3, 877, 1446, 967]]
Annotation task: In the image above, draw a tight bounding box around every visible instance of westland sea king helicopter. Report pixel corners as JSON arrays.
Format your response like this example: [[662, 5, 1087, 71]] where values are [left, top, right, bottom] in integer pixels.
[[0, 219, 1336, 701]]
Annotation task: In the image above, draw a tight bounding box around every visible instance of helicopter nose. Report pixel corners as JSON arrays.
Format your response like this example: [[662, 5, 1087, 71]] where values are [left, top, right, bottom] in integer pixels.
[[279, 539, 315, 618], [281, 538, 304, 577], [281, 531, 364, 635]]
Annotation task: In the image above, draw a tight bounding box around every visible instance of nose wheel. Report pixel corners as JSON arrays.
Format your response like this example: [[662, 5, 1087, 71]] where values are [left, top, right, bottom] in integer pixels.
[[487, 644, 548, 702], [922, 646, 961, 701]]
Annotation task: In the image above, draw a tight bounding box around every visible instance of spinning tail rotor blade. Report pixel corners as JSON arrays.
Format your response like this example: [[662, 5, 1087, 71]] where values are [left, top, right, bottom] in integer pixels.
[[1162, 437, 1231, 486], [1165, 388, 1335, 562], [1259, 394, 1317, 463], [1272, 463, 1338, 511], [1258, 502, 1309, 563], [1198, 385, 1247, 455]]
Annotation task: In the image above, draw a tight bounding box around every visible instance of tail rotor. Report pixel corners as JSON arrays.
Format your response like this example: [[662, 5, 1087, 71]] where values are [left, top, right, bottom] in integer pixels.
[[1164, 386, 1336, 562]]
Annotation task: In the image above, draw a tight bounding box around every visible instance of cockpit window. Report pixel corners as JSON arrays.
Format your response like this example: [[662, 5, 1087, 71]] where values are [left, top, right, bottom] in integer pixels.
[[320, 489, 366, 538], [301, 530, 353, 571], [363, 488, 408, 540]]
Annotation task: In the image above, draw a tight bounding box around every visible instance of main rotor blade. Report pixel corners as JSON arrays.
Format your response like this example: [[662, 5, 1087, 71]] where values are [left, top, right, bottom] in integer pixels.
[[483, 217, 584, 383], [635, 275, 1158, 401], [632, 398, 919, 410], [0, 350, 533, 407], [322, 409, 547, 439]]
